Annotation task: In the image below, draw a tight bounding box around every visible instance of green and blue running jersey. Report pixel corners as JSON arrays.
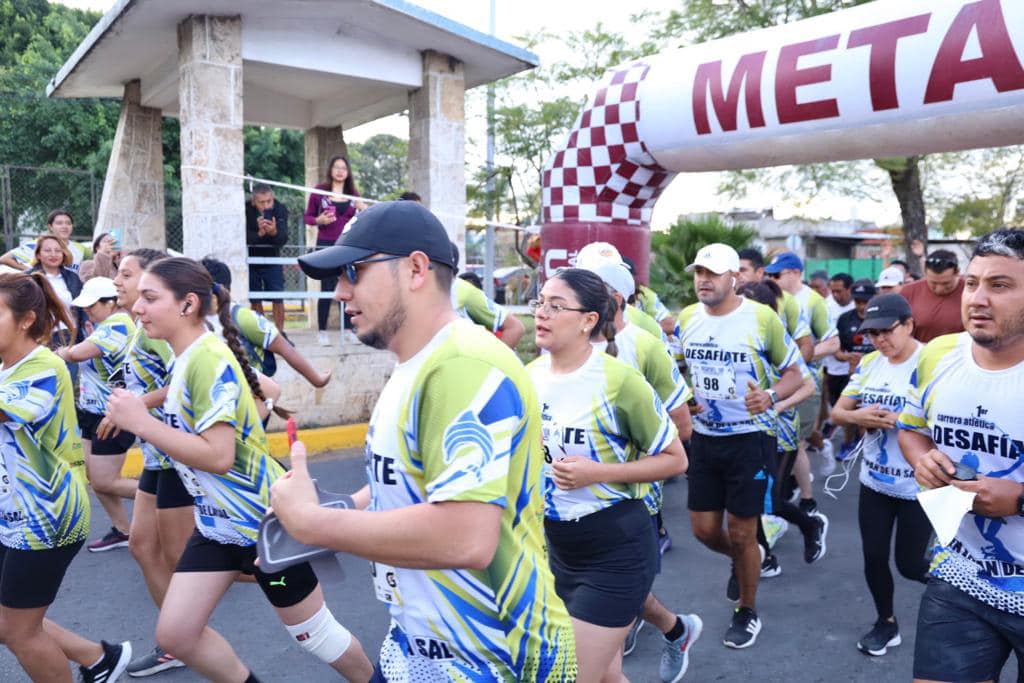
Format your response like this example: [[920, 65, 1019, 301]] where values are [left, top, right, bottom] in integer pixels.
[[206, 303, 279, 371], [0, 346, 88, 549], [367, 319, 575, 681], [124, 325, 174, 470], [636, 284, 670, 323], [842, 347, 921, 500], [528, 349, 676, 522], [625, 303, 666, 343], [677, 298, 802, 437], [163, 333, 281, 546], [898, 333, 1024, 616], [451, 278, 507, 333], [78, 312, 135, 415], [594, 323, 690, 514], [10, 239, 91, 272], [773, 292, 812, 453]]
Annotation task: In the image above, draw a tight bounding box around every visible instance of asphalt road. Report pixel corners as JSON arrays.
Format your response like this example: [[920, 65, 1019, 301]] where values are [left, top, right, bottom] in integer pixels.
[[1, 450, 1018, 682]]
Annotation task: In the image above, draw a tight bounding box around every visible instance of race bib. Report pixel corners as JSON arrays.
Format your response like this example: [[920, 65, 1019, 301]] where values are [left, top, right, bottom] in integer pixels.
[[692, 363, 738, 401], [540, 416, 565, 464], [172, 462, 204, 498], [371, 561, 402, 605]]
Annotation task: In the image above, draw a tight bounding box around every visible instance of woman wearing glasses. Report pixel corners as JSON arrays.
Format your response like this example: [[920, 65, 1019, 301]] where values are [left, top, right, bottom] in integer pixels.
[[830, 293, 929, 657], [527, 268, 686, 683]]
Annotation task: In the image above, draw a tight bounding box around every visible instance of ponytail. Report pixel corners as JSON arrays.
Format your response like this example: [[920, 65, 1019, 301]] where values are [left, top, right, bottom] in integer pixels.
[[0, 272, 75, 344], [551, 268, 619, 353], [602, 295, 618, 358]]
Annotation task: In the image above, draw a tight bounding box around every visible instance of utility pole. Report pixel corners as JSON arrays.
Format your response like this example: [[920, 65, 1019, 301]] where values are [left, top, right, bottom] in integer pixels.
[[484, 0, 497, 299]]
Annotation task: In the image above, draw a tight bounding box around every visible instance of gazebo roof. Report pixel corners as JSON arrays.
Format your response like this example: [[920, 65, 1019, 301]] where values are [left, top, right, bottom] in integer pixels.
[[47, 0, 538, 130]]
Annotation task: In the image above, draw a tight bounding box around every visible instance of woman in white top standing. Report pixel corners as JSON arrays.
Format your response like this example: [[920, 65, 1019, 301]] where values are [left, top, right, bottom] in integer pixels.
[[831, 293, 930, 657], [528, 267, 687, 683]]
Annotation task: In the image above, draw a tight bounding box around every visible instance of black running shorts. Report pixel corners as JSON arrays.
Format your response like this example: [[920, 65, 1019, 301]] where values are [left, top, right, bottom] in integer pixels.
[[78, 409, 136, 455], [139, 468, 194, 509], [545, 499, 656, 628], [687, 430, 774, 518], [175, 530, 318, 608], [914, 578, 1024, 682], [0, 540, 84, 608]]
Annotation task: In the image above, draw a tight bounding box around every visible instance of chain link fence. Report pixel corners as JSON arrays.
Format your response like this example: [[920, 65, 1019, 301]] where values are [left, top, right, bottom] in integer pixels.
[[0, 165, 100, 250]]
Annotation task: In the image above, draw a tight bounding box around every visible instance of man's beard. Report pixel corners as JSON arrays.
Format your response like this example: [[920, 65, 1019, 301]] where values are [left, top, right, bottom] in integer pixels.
[[968, 307, 1024, 351], [357, 295, 407, 350]]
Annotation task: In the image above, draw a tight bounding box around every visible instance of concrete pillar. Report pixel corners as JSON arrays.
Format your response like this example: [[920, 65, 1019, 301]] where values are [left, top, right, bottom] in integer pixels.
[[408, 50, 466, 257], [95, 80, 165, 250], [177, 15, 247, 299], [303, 126, 347, 329]]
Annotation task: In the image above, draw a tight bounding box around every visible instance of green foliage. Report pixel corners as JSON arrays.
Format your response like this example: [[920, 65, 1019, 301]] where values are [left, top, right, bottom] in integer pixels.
[[649, 216, 756, 310], [940, 197, 1006, 237], [347, 134, 409, 201]]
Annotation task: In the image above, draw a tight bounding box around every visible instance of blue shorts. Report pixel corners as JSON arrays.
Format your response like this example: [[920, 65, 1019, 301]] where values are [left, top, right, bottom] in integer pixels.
[[249, 263, 284, 297], [914, 578, 1024, 682]]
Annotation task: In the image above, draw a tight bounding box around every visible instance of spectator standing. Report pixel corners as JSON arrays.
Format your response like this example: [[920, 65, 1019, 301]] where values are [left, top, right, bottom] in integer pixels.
[[0, 209, 93, 273], [79, 232, 120, 282], [246, 183, 289, 333], [304, 155, 365, 345], [899, 249, 965, 342]]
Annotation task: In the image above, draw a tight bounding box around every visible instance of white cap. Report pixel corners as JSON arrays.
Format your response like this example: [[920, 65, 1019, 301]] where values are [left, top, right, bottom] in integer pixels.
[[71, 277, 118, 308], [876, 266, 904, 288], [685, 243, 740, 275], [574, 241, 634, 299]]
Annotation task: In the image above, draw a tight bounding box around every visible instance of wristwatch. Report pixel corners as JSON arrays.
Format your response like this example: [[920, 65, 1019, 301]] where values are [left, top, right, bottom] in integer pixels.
[[1017, 493, 1024, 517], [766, 389, 779, 406]]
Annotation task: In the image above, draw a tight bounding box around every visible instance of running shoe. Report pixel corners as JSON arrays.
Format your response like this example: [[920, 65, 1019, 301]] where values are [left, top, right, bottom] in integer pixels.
[[80, 640, 132, 683], [818, 441, 836, 476], [87, 527, 129, 553], [723, 607, 761, 649], [857, 619, 901, 656], [760, 552, 782, 578], [726, 564, 739, 602], [126, 646, 185, 677], [658, 528, 673, 556], [317, 331, 330, 346], [761, 515, 789, 548], [798, 497, 819, 516], [623, 619, 644, 657], [660, 613, 703, 683], [804, 512, 829, 564]]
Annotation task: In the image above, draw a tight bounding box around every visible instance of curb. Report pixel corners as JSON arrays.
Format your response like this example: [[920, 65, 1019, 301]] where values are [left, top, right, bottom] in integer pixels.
[[120, 423, 368, 478]]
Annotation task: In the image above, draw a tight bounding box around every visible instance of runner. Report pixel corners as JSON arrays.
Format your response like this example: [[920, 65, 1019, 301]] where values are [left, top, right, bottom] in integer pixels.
[[55, 276, 139, 553], [575, 254, 701, 683], [200, 257, 332, 389], [528, 267, 686, 681], [737, 248, 811, 361], [622, 255, 676, 337], [898, 229, 1024, 683], [0, 208, 93, 273], [104, 257, 372, 682], [677, 244, 805, 649], [97, 248, 195, 677], [830, 293, 929, 656], [277, 200, 577, 680], [0, 271, 132, 683], [449, 245, 526, 349]]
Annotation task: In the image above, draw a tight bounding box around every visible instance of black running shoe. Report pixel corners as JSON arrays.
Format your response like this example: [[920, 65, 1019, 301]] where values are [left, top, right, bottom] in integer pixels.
[[723, 607, 761, 649], [804, 513, 829, 564], [80, 640, 132, 683], [857, 619, 901, 656]]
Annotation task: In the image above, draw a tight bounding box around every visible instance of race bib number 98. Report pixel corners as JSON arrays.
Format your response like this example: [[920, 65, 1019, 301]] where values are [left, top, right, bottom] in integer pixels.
[[692, 363, 738, 401]]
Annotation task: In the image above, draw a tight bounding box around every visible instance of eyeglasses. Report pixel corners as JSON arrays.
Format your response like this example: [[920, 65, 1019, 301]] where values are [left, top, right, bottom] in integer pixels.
[[767, 273, 781, 280], [528, 299, 589, 316], [344, 255, 404, 284], [926, 256, 957, 272], [863, 322, 902, 338]]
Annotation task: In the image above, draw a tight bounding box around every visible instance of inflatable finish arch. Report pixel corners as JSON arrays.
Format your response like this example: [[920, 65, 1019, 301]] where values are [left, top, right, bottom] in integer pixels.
[[541, 0, 1024, 282]]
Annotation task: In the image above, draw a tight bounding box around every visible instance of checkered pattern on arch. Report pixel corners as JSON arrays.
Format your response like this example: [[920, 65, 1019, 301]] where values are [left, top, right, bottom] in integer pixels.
[[542, 61, 675, 226]]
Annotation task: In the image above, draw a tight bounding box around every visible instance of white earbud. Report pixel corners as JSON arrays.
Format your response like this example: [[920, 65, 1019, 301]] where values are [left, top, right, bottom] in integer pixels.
[[731, 277, 737, 288]]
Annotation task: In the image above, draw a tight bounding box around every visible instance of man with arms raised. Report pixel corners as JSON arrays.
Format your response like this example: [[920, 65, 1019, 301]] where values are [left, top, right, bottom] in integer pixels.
[[272, 201, 576, 681], [899, 229, 1024, 683]]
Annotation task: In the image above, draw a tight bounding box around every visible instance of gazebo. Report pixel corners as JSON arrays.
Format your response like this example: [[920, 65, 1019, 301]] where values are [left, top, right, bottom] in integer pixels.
[[48, 0, 538, 297]]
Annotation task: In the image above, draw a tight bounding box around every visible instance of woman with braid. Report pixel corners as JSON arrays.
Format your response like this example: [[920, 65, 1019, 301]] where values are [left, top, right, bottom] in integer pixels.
[[105, 257, 371, 683]]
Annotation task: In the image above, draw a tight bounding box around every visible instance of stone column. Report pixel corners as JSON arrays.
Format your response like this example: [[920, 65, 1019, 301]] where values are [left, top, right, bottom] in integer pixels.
[[408, 50, 466, 259], [95, 80, 165, 250], [303, 126, 347, 328], [177, 15, 247, 299]]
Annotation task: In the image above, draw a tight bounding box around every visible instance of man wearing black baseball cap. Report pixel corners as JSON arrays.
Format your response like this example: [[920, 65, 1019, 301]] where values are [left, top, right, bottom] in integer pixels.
[[278, 201, 578, 679]]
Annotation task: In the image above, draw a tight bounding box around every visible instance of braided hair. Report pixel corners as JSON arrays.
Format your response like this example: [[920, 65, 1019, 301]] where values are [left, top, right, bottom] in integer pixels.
[[144, 257, 267, 406]]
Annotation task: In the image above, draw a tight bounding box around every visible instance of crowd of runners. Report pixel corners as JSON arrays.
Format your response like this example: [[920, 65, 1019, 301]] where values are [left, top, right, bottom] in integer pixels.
[[0, 196, 1022, 683]]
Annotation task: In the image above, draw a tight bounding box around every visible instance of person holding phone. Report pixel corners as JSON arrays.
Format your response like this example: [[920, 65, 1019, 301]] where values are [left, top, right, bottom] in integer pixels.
[[246, 184, 289, 333], [303, 156, 365, 346]]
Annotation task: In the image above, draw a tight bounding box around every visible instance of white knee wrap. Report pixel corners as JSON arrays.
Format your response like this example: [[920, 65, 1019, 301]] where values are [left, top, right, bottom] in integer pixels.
[[285, 604, 352, 664]]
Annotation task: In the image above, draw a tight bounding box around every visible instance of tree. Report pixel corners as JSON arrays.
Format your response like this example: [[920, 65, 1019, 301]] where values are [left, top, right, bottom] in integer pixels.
[[649, 216, 756, 309], [347, 134, 409, 201]]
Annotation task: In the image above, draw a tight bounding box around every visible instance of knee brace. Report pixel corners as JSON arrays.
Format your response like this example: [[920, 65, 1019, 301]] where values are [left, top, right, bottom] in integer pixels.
[[284, 604, 352, 664]]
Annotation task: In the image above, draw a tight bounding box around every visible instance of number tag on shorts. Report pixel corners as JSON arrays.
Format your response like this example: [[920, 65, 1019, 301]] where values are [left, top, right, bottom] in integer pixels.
[[371, 561, 401, 605], [172, 462, 205, 498], [692, 363, 737, 401]]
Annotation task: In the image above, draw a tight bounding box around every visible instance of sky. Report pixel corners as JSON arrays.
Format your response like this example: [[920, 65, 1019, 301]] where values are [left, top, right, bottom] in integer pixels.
[[53, 0, 903, 229]]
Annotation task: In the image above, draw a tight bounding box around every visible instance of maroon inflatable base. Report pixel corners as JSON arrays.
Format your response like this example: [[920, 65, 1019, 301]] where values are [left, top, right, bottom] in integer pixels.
[[540, 221, 651, 285]]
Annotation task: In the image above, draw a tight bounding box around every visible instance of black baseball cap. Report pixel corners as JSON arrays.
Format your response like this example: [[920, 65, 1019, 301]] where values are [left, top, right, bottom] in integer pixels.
[[851, 279, 876, 301], [298, 201, 456, 280], [858, 293, 912, 332]]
